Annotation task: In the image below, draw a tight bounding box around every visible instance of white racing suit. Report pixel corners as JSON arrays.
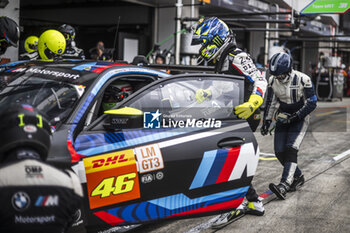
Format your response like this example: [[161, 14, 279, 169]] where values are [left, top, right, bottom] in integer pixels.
[[214, 43, 267, 203], [263, 70, 317, 185], [215, 44, 267, 131], [0, 158, 84, 233]]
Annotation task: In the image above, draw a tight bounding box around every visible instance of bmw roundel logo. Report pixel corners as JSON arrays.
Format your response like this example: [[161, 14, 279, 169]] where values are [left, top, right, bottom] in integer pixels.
[[58, 49, 62, 53], [12, 192, 31, 211]]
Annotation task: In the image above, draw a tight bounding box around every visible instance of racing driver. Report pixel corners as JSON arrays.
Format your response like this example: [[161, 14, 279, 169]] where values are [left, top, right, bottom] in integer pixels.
[[191, 17, 267, 227]]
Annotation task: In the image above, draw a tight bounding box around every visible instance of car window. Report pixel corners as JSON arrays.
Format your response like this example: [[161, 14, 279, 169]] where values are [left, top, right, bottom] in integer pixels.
[[126, 77, 243, 120], [84, 76, 156, 127], [0, 76, 84, 126]]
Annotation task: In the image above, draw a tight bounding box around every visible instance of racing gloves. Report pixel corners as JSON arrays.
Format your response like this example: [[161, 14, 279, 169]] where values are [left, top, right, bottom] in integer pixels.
[[234, 94, 263, 119], [276, 112, 299, 124], [195, 89, 212, 103], [260, 120, 272, 136]]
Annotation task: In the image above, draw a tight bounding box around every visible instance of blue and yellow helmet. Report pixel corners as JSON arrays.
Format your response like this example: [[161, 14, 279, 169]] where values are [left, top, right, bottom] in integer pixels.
[[191, 17, 230, 61]]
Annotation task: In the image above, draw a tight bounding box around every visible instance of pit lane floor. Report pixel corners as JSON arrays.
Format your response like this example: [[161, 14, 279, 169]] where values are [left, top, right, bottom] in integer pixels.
[[128, 97, 350, 233]]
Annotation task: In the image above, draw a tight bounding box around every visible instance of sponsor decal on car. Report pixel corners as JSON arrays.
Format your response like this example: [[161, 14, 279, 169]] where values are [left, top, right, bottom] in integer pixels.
[[189, 143, 259, 190], [11, 67, 80, 79], [134, 144, 164, 173], [140, 171, 164, 184], [83, 149, 140, 209]]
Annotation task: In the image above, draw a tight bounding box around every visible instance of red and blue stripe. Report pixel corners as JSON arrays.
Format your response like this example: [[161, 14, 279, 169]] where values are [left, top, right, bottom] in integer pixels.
[[190, 147, 241, 190]]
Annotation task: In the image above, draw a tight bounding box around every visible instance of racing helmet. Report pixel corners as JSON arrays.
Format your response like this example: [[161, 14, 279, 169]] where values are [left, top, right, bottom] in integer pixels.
[[0, 104, 52, 162], [269, 52, 293, 82], [191, 17, 231, 61], [0, 16, 20, 54], [58, 24, 76, 44], [38, 29, 66, 61], [24, 36, 39, 53], [102, 81, 133, 111]]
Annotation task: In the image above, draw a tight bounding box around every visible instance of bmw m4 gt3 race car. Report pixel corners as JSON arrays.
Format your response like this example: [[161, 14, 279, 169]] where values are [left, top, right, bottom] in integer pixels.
[[0, 60, 260, 232]]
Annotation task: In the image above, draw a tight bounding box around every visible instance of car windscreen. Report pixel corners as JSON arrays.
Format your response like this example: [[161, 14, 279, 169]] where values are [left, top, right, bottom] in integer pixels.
[[0, 74, 86, 126]]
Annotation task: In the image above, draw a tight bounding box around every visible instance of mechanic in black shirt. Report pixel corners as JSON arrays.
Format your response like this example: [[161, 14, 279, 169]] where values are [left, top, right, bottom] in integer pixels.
[[0, 104, 84, 233], [58, 24, 85, 60]]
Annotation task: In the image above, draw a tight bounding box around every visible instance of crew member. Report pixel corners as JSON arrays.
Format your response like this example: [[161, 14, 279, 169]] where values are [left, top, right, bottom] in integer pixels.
[[58, 24, 85, 60], [191, 17, 267, 228], [0, 105, 84, 233], [261, 52, 317, 199], [0, 16, 19, 55], [19, 36, 39, 60], [38, 29, 66, 61]]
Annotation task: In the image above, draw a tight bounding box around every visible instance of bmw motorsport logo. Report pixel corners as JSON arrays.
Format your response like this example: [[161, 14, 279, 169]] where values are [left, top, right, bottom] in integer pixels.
[[12, 192, 31, 211]]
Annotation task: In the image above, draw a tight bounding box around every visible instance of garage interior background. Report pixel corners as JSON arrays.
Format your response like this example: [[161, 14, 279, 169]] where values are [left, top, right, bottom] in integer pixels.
[[0, 0, 349, 78]]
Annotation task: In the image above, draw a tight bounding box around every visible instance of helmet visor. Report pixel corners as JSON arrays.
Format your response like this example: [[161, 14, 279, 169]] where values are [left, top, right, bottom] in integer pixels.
[[28, 43, 38, 51], [191, 34, 202, 45], [200, 44, 219, 61]]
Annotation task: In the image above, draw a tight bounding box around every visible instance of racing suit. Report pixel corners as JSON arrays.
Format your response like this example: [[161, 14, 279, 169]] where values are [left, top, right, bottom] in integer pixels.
[[61, 41, 85, 60], [215, 43, 267, 131], [263, 70, 317, 185], [215, 43, 267, 205], [19, 51, 39, 61], [0, 154, 84, 233]]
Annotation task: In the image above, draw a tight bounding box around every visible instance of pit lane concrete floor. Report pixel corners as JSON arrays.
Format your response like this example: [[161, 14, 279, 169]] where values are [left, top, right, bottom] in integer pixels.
[[132, 97, 350, 233]]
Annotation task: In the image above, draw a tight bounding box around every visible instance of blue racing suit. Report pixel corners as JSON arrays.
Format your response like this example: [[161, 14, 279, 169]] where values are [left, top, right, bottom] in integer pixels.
[[263, 70, 317, 185]]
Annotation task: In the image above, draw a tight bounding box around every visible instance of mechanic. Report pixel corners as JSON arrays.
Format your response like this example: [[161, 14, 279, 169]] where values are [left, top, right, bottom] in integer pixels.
[[58, 24, 85, 60], [19, 35, 39, 60], [155, 52, 166, 64], [0, 104, 84, 233], [102, 81, 133, 111], [89, 41, 112, 61], [191, 17, 267, 228], [38, 29, 66, 61], [261, 52, 317, 200], [0, 16, 19, 55]]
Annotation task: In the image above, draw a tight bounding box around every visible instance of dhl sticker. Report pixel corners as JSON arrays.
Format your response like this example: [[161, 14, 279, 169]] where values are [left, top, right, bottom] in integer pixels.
[[134, 143, 164, 173], [84, 149, 135, 174], [83, 149, 140, 209]]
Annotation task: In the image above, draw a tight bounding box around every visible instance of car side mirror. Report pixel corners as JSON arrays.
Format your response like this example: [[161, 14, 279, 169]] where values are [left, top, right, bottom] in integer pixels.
[[103, 107, 143, 130]]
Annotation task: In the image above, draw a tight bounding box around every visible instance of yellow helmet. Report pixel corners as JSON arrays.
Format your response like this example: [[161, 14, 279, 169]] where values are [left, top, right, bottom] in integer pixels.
[[38, 29, 66, 61], [24, 36, 39, 53]]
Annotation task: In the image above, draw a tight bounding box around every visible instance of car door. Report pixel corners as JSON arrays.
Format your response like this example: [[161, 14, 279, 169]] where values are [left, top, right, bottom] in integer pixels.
[[74, 73, 260, 230]]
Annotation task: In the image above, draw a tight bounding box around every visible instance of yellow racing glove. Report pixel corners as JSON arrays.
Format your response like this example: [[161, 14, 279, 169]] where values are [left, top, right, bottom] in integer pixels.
[[234, 94, 263, 119], [195, 89, 212, 103]]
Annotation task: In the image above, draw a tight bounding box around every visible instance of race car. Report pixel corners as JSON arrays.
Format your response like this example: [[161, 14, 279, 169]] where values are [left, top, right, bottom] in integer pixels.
[[0, 60, 259, 232]]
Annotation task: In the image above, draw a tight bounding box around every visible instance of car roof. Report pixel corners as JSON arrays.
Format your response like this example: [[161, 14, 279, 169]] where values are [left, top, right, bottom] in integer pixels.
[[0, 60, 170, 85]]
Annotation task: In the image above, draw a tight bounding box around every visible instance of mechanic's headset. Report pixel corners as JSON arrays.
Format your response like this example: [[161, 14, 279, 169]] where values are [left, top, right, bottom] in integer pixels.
[[104, 85, 129, 102]]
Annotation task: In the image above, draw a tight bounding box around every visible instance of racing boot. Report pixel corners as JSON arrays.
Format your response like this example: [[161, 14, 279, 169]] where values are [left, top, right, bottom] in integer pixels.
[[289, 174, 305, 192], [211, 200, 264, 229], [269, 181, 290, 200]]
